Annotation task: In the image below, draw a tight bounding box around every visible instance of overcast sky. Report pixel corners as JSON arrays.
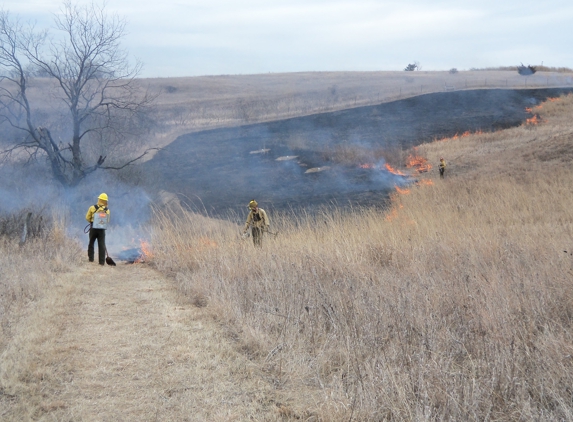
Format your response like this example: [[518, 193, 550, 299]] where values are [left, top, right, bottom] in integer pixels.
[[2, 0, 572, 78]]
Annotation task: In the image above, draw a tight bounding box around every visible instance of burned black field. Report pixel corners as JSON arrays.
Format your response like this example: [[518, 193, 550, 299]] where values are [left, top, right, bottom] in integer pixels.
[[144, 88, 572, 216]]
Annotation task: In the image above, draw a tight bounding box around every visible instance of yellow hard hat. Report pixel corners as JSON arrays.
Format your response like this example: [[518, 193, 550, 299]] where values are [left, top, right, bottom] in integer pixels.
[[98, 193, 108, 201], [248, 199, 258, 209]]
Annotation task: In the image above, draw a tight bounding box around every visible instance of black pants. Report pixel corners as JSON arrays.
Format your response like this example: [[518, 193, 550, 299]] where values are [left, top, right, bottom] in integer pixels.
[[439, 167, 445, 178], [88, 228, 106, 265], [252, 227, 263, 247]]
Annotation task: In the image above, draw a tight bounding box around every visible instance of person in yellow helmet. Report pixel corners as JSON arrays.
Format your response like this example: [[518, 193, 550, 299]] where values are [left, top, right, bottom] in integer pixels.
[[85, 193, 110, 265], [439, 157, 447, 178], [242, 199, 270, 247]]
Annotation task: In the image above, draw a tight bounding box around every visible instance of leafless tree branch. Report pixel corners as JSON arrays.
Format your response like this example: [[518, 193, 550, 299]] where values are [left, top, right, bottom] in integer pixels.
[[0, 2, 155, 186]]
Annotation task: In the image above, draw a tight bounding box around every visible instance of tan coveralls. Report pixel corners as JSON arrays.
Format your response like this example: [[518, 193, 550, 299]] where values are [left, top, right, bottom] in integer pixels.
[[439, 159, 447, 178], [243, 208, 270, 246]]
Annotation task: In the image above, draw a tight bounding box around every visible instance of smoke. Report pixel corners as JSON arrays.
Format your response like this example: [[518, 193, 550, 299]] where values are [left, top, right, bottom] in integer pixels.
[[0, 161, 152, 255], [142, 87, 573, 219]]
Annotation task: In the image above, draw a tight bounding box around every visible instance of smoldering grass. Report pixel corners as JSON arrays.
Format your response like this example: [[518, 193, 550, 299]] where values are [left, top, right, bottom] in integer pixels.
[[149, 95, 573, 420]]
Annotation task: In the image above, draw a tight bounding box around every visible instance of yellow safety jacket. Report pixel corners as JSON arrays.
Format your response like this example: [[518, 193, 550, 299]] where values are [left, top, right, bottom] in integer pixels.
[[86, 201, 110, 223], [439, 159, 447, 169], [244, 208, 270, 232]]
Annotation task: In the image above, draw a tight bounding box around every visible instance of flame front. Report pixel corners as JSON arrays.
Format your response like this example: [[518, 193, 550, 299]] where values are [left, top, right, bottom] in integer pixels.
[[406, 154, 432, 173], [524, 97, 560, 125], [436, 129, 484, 142], [385, 203, 404, 222], [525, 115, 540, 125], [134, 240, 153, 263], [359, 162, 406, 176], [385, 163, 406, 176]]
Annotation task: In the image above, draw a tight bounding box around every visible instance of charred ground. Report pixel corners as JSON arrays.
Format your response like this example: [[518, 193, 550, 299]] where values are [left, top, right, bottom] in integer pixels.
[[144, 88, 572, 216]]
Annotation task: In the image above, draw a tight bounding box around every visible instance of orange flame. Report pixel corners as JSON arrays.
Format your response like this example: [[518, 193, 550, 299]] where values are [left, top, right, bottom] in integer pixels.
[[525, 115, 540, 125], [134, 239, 153, 263], [529, 97, 560, 113], [416, 179, 434, 186], [385, 203, 404, 222], [395, 186, 410, 194], [436, 129, 484, 142], [384, 199, 415, 225], [385, 163, 406, 176], [198, 236, 218, 249], [385, 208, 399, 222], [406, 154, 432, 172]]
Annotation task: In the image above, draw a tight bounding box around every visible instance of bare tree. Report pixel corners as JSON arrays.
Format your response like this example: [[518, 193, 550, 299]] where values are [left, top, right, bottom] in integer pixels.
[[404, 61, 420, 72], [0, 1, 155, 186]]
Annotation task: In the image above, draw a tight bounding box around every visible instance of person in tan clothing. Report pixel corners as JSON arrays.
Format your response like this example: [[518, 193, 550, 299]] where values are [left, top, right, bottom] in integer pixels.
[[439, 157, 447, 178], [243, 199, 270, 247]]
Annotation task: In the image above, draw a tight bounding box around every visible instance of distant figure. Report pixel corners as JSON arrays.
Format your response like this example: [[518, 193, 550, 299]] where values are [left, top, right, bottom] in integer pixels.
[[86, 193, 110, 265], [243, 199, 270, 247], [439, 157, 447, 178]]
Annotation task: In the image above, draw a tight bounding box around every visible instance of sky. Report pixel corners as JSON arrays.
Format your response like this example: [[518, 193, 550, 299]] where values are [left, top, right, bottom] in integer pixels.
[[2, 0, 572, 78]]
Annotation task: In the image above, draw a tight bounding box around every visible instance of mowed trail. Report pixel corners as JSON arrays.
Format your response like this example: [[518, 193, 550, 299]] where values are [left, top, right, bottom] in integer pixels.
[[1, 262, 285, 421]]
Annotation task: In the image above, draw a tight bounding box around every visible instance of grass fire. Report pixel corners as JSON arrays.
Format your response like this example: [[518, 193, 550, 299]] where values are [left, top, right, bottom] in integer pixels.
[[1, 74, 573, 421]]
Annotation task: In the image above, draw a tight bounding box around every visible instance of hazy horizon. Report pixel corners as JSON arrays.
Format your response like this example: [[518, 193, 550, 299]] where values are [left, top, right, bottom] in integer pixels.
[[2, 0, 572, 78]]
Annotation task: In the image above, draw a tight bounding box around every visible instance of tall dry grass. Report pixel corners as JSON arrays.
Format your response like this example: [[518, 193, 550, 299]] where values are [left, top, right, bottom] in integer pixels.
[[149, 95, 573, 420], [0, 214, 83, 351]]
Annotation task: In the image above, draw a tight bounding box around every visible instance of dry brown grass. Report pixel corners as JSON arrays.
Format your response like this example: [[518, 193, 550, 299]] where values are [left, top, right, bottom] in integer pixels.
[[2, 90, 572, 421], [141, 70, 573, 149], [2, 262, 308, 421], [0, 217, 83, 340], [0, 212, 320, 420], [149, 94, 573, 420], [0, 217, 83, 418], [8, 70, 570, 155]]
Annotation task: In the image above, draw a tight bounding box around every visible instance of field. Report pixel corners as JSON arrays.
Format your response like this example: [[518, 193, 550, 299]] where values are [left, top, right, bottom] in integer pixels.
[[148, 93, 573, 420], [8, 69, 570, 152], [143, 87, 572, 214], [142, 70, 573, 144], [0, 72, 572, 420]]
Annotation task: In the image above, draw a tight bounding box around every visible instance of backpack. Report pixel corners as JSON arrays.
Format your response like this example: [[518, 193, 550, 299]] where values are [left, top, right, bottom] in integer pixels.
[[92, 204, 109, 229]]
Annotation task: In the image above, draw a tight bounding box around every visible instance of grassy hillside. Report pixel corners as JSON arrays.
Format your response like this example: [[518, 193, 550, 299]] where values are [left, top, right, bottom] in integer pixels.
[[2, 70, 571, 158], [144, 70, 573, 148], [1, 76, 572, 420], [143, 87, 572, 215], [148, 94, 573, 420]]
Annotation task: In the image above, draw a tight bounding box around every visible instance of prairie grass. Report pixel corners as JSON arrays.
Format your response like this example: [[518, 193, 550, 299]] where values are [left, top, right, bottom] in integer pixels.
[[6, 70, 569, 154], [0, 215, 83, 350], [141, 70, 573, 148], [150, 94, 573, 420]]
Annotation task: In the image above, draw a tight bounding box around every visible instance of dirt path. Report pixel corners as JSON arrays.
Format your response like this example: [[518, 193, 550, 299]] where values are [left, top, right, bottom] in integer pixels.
[[1, 262, 290, 421]]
